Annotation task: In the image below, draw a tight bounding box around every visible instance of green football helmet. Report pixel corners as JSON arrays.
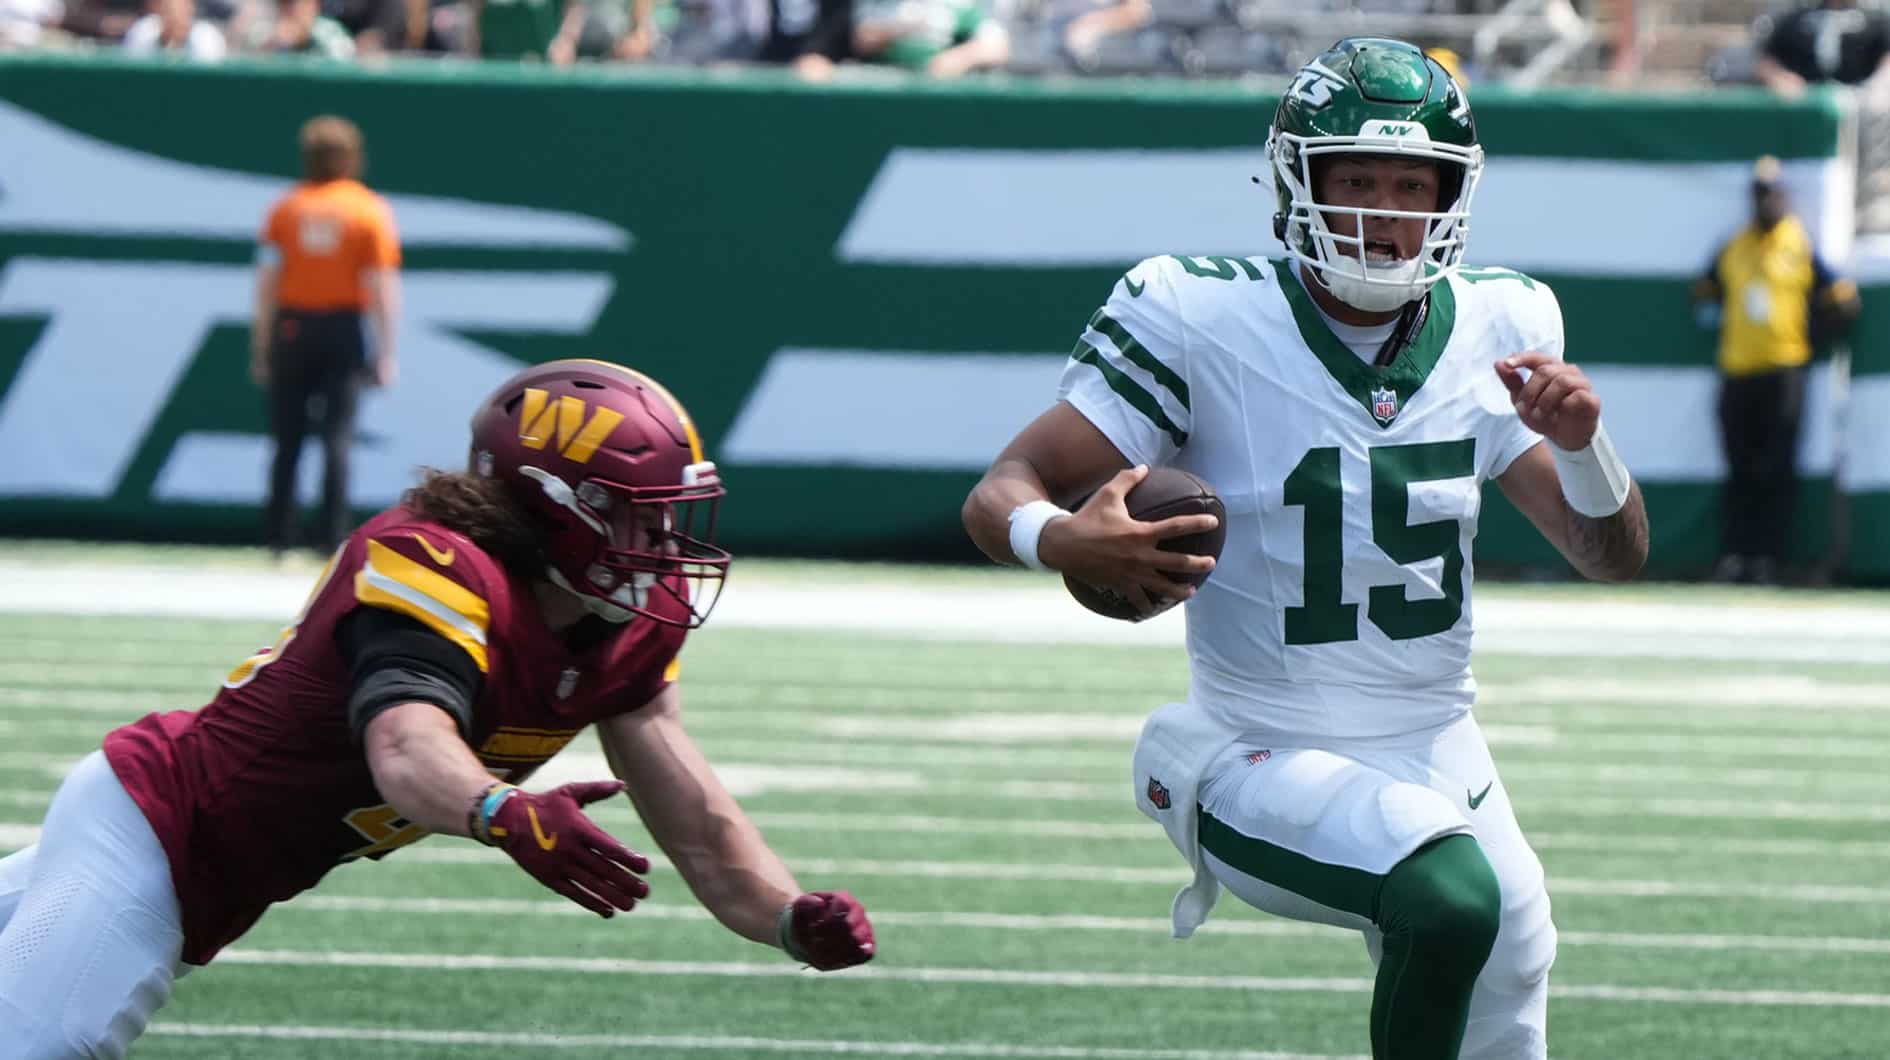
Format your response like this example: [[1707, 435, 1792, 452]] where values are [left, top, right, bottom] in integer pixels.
[[1267, 37, 1484, 312]]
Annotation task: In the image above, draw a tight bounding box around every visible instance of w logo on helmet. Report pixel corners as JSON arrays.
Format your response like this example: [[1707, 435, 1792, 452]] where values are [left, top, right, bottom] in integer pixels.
[[517, 387, 625, 464]]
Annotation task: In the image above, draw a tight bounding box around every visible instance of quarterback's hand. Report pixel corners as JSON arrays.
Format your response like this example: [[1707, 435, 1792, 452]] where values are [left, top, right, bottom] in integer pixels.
[[1495, 352, 1602, 452], [1038, 466, 1218, 615], [487, 780, 650, 917], [780, 890, 876, 971]]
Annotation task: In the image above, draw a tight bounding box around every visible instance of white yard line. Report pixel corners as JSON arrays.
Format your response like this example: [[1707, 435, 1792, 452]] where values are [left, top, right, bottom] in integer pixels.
[[6, 560, 1890, 661], [211, 949, 1890, 1008], [31, 821, 1884, 905], [378, 847, 1890, 903], [7, 813, 1890, 865], [294, 896, 1890, 956], [145, 1024, 1362, 1060]]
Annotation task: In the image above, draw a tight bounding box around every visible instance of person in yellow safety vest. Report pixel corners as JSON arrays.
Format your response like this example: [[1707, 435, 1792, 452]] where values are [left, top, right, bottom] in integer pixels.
[[1692, 155, 1860, 585]]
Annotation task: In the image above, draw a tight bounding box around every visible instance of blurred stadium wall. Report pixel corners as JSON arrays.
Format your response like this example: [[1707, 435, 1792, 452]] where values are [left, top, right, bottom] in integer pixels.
[[0, 54, 1883, 578]]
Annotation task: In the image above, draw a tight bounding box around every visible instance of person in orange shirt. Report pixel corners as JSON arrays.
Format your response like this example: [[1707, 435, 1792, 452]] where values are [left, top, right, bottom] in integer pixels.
[[252, 115, 401, 555]]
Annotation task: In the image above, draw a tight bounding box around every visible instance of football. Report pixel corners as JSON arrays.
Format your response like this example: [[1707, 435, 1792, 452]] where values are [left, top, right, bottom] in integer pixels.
[[1063, 467, 1226, 622]]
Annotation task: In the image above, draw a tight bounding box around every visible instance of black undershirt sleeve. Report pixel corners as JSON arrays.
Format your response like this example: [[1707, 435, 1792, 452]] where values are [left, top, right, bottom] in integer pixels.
[[336, 606, 483, 744]]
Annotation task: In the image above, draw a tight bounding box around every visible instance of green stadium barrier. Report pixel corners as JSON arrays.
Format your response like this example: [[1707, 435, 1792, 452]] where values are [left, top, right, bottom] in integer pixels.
[[0, 53, 1877, 577]]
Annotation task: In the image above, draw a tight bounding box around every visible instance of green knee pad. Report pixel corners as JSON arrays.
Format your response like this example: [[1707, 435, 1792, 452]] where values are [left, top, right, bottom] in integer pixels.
[[1369, 833, 1502, 1060]]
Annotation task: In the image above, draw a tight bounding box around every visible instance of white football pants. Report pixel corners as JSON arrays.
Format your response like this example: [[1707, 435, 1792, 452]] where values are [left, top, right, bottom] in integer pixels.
[[1196, 713, 1555, 1060], [0, 750, 187, 1059]]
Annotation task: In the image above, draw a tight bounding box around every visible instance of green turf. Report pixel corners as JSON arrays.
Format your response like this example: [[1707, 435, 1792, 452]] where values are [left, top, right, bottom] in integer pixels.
[[2, 578, 1890, 1058]]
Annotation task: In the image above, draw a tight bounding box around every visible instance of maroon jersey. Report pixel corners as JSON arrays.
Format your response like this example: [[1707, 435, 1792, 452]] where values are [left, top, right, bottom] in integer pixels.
[[103, 508, 688, 964]]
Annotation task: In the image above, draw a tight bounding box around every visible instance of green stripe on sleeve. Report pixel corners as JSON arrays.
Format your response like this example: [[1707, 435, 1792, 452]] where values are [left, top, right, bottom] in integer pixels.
[[1071, 341, 1189, 449], [1089, 311, 1191, 411]]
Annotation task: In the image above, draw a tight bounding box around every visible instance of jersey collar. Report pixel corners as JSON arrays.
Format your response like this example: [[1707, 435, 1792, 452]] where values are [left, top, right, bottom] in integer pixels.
[[1278, 260, 1457, 428]]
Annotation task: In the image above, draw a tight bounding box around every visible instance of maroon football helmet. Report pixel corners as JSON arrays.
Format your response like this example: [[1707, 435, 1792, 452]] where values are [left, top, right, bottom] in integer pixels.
[[469, 359, 729, 628]]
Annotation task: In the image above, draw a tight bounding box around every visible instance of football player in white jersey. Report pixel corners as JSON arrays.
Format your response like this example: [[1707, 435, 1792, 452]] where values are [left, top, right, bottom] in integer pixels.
[[962, 37, 1648, 1060]]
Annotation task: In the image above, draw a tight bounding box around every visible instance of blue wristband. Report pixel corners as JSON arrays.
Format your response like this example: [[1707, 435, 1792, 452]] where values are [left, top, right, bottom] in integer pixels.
[[470, 783, 518, 846]]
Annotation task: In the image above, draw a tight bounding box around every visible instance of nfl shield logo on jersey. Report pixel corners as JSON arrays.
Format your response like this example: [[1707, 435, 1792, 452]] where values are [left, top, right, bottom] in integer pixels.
[[1146, 776, 1171, 810], [556, 668, 580, 700], [1371, 385, 1400, 425]]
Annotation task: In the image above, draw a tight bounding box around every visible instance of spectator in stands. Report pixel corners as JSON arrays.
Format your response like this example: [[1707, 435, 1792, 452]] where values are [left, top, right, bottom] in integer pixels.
[[253, 116, 401, 556], [58, 0, 141, 39], [665, 0, 765, 61], [569, 0, 660, 60], [1693, 155, 1860, 584], [1755, 0, 1890, 98], [0, 0, 67, 46], [122, 0, 227, 56], [464, 0, 580, 60], [249, 0, 356, 54], [852, 0, 1005, 76], [755, 0, 852, 79], [320, 0, 410, 52], [1056, 0, 1146, 70]]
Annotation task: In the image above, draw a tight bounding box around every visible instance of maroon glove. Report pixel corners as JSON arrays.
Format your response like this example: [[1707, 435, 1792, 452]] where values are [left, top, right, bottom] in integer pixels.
[[779, 890, 876, 970], [480, 780, 650, 918]]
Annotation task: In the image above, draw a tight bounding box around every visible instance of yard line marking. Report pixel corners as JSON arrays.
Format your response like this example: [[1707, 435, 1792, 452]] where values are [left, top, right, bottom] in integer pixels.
[[8, 817, 1890, 865], [3, 742, 1887, 814], [8, 828, 1885, 903], [211, 949, 1890, 1007], [379, 848, 1890, 903], [295, 896, 1890, 956], [1487, 676, 1890, 711], [146, 1023, 1361, 1060], [7, 812, 1890, 864], [1526, 831, 1890, 860]]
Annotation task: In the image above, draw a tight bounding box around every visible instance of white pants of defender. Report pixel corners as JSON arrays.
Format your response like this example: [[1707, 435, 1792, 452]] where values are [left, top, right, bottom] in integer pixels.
[[0, 751, 187, 1059], [1197, 713, 1555, 1060]]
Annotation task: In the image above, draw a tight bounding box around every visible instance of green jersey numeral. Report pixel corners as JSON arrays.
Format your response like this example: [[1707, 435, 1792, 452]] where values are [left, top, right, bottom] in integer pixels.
[[1456, 267, 1537, 290], [1172, 255, 1265, 281], [1282, 439, 1476, 645]]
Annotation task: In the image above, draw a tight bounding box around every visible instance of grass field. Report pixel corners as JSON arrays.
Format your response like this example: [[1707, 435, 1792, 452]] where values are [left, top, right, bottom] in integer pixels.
[[2, 546, 1889, 1058]]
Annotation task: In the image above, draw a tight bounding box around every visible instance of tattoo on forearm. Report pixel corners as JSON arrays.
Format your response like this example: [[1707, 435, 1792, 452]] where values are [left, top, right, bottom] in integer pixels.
[[1566, 484, 1649, 581]]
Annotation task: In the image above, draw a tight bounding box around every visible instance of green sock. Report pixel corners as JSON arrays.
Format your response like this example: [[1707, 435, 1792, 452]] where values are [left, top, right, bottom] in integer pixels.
[[1369, 834, 1502, 1060]]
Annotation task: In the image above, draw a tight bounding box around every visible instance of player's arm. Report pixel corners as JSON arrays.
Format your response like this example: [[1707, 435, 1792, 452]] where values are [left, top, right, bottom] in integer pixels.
[[345, 540, 649, 917], [342, 606, 497, 836], [596, 688, 874, 968], [963, 262, 1216, 612], [1493, 353, 1649, 582], [963, 406, 1215, 611]]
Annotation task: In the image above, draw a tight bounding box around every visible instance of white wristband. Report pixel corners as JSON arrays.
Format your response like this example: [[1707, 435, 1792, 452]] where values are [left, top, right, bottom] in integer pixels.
[[1549, 421, 1632, 518], [1008, 500, 1072, 572]]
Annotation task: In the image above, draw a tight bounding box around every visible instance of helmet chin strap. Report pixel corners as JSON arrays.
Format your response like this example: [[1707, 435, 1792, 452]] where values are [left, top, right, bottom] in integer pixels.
[[544, 566, 650, 624], [1314, 255, 1427, 313]]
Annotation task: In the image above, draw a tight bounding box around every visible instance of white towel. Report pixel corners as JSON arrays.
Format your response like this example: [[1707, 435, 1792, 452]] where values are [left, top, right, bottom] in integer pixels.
[[1131, 700, 1241, 938]]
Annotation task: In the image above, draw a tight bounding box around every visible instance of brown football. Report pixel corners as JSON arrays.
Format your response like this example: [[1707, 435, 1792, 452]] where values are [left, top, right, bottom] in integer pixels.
[[1063, 467, 1226, 622]]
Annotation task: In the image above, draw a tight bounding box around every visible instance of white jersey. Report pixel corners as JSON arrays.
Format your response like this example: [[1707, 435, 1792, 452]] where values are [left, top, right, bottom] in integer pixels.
[[1059, 256, 1559, 738]]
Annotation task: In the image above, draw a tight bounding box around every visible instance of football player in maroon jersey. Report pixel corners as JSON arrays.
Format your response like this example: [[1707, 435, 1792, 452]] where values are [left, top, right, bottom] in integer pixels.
[[0, 359, 875, 1058]]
